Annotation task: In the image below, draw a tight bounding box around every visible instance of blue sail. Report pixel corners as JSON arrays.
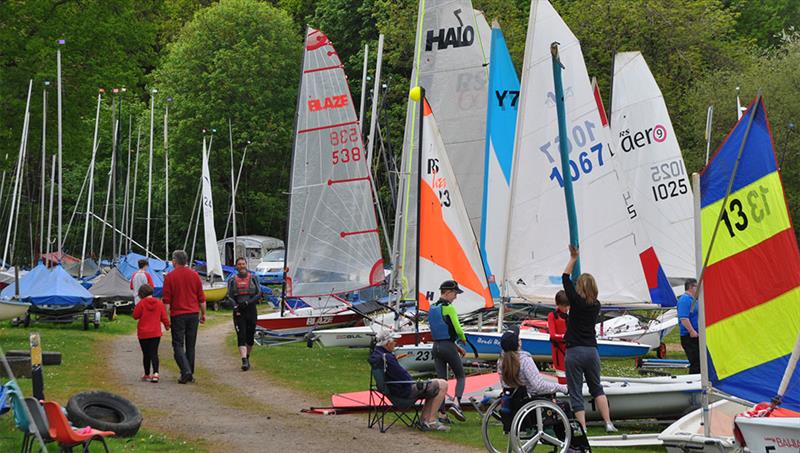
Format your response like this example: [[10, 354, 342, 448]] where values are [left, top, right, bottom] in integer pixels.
[[480, 23, 519, 298]]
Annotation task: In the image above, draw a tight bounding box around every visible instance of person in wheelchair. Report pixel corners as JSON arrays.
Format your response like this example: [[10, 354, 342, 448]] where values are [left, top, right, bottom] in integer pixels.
[[497, 326, 568, 397], [368, 330, 451, 431]]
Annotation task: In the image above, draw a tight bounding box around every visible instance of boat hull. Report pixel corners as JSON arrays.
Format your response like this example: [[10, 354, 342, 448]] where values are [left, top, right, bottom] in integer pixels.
[[256, 309, 363, 336], [659, 399, 748, 453], [0, 299, 30, 321], [598, 310, 678, 350], [465, 329, 651, 361], [203, 285, 228, 303], [314, 326, 432, 348], [735, 414, 800, 452]]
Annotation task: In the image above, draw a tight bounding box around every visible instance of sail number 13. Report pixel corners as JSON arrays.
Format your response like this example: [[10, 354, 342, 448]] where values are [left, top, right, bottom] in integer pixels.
[[719, 185, 771, 238]]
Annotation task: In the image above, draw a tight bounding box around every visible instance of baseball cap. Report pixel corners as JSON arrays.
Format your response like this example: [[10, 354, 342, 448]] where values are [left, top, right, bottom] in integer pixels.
[[375, 329, 402, 346], [500, 326, 520, 352], [439, 280, 464, 294]]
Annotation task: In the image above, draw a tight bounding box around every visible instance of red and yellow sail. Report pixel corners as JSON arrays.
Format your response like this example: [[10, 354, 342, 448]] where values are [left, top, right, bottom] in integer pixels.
[[418, 99, 493, 314], [701, 97, 800, 411]]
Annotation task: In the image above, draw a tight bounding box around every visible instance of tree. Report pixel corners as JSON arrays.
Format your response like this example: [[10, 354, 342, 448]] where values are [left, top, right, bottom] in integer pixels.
[[153, 0, 301, 254]]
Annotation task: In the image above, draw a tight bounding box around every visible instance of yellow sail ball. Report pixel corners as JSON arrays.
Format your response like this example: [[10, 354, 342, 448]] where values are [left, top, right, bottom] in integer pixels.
[[409, 86, 422, 102]]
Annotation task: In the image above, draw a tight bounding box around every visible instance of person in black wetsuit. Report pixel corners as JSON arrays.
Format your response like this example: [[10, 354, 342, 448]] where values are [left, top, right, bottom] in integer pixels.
[[562, 245, 617, 432], [428, 280, 467, 422], [226, 257, 262, 371]]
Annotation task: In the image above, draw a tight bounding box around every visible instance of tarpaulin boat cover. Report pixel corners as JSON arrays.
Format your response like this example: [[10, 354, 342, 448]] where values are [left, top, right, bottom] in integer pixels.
[[0, 262, 49, 299], [89, 268, 133, 301], [15, 265, 93, 307]]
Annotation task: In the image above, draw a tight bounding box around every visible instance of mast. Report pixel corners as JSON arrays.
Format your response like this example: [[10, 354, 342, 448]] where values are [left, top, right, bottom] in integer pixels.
[[98, 116, 118, 264], [359, 44, 368, 128], [551, 43, 580, 280], [223, 141, 249, 242], [46, 155, 55, 257], [280, 26, 308, 318], [120, 115, 132, 256], [164, 97, 171, 257], [413, 87, 425, 345], [57, 39, 64, 255], [229, 119, 236, 261], [705, 105, 714, 164], [366, 34, 392, 259], [146, 88, 156, 256], [3, 81, 33, 269], [39, 82, 49, 257], [80, 92, 103, 277], [129, 126, 141, 251]]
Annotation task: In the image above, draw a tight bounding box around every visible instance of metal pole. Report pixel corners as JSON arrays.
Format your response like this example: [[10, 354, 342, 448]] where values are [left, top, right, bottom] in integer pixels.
[[164, 98, 171, 257], [39, 83, 49, 257], [692, 172, 711, 437], [551, 43, 580, 279], [80, 93, 102, 277], [120, 115, 132, 256], [46, 154, 55, 257], [704, 105, 714, 164], [129, 126, 141, 251], [3, 81, 33, 269], [414, 88, 425, 346], [98, 119, 117, 264], [223, 142, 249, 242], [146, 89, 156, 256], [359, 44, 369, 128], [229, 119, 236, 262], [57, 40, 64, 254]]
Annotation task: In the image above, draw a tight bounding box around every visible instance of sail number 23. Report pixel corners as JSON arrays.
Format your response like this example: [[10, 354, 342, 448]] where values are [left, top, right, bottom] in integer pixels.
[[719, 185, 771, 238], [330, 126, 362, 165]]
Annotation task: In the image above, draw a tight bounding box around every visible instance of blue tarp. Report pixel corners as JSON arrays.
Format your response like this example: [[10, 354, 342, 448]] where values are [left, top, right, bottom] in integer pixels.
[[23, 265, 93, 307], [0, 262, 49, 299], [117, 253, 171, 298]]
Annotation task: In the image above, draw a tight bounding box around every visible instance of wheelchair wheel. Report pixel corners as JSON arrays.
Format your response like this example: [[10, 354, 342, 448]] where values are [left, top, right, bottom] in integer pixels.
[[509, 399, 571, 453], [481, 398, 510, 453]]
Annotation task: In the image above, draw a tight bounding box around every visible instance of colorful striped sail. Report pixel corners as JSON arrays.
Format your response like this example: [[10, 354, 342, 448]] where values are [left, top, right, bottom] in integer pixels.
[[701, 97, 800, 411], [418, 99, 492, 315], [480, 22, 519, 298]]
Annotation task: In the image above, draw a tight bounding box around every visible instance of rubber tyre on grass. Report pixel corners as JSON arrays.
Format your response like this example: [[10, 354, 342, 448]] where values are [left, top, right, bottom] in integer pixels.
[[66, 391, 143, 437]]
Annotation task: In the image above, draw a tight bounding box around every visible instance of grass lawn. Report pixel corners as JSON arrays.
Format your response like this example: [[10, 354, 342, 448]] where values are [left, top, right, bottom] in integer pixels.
[[246, 328, 690, 452], [0, 313, 209, 452]]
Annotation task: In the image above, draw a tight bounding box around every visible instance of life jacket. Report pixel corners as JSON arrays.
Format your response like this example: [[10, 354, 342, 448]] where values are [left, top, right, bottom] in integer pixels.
[[428, 301, 451, 341], [233, 273, 257, 297]]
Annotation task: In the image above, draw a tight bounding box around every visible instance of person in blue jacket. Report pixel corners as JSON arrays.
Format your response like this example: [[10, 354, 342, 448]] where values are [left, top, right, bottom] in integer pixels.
[[428, 280, 467, 422]]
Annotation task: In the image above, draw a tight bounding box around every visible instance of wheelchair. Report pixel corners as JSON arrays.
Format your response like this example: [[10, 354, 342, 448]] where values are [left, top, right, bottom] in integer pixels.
[[480, 387, 591, 453]]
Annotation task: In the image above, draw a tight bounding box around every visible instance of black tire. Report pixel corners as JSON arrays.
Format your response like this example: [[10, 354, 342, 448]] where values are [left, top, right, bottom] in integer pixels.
[[66, 391, 143, 437], [0, 356, 31, 378], [83, 312, 89, 330], [106, 305, 116, 321], [22, 313, 31, 328]]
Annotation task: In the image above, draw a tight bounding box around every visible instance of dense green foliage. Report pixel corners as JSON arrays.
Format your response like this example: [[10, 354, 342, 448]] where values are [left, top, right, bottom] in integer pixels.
[[0, 0, 799, 265]]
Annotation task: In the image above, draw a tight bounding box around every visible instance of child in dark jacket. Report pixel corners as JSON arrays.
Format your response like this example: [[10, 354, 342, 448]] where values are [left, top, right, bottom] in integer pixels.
[[132, 284, 170, 383]]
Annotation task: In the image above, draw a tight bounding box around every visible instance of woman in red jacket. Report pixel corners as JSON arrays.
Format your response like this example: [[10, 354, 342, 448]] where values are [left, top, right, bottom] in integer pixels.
[[132, 284, 170, 383], [547, 290, 569, 384]]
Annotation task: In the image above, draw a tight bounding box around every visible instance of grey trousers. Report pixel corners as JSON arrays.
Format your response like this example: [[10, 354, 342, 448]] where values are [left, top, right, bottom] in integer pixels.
[[432, 340, 465, 400], [565, 345, 604, 412]]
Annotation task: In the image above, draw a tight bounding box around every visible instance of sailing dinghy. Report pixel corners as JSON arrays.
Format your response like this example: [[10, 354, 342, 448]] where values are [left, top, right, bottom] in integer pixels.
[[256, 28, 384, 337], [661, 97, 800, 452], [199, 136, 228, 306]]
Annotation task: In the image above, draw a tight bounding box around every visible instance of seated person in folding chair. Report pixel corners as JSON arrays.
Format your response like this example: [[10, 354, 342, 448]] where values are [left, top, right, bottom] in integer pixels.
[[368, 330, 450, 431], [497, 326, 567, 397]]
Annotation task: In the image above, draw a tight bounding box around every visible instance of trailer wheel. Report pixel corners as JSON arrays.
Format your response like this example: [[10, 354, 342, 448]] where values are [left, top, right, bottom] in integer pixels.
[[83, 312, 90, 331], [22, 313, 31, 328], [657, 342, 667, 359], [106, 305, 116, 321]]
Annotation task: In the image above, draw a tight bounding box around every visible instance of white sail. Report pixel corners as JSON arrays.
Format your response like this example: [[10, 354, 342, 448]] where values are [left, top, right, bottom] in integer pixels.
[[285, 28, 384, 298], [610, 51, 695, 280], [393, 1, 491, 301], [201, 138, 223, 279], [504, 0, 649, 305], [418, 99, 492, 315]]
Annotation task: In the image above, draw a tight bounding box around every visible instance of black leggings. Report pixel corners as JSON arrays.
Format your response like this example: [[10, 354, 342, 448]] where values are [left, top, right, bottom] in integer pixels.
[[233, 308, 257, 347], [432, 340, 465, 399], [139, 337, 160, 375]]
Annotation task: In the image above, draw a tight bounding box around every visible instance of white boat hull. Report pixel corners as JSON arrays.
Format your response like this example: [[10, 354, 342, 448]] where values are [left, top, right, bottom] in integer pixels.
[[659, 399, 749, 452], [394, 343, 469, 373], [735, 414, 800, 452], [256, 307, 362, 336], [598, 310, 678, 350], [0, 299, 30, 321]]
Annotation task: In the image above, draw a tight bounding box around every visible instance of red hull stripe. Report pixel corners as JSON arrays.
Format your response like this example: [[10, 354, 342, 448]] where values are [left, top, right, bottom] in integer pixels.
[[256, 313, 361, 331], [298, 120, 359, 135], [704, 227, 800, 326]]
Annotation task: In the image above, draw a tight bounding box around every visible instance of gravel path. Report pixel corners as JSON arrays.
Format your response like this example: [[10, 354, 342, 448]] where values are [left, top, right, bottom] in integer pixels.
[[110, 320, 475, 452]]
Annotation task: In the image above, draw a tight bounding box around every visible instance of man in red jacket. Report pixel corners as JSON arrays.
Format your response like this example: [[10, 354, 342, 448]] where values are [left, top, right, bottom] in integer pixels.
[[162, 249, 206, 384]]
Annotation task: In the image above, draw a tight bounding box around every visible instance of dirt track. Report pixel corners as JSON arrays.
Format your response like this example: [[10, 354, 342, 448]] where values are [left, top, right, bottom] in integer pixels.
[[110, 320, 476, 452]]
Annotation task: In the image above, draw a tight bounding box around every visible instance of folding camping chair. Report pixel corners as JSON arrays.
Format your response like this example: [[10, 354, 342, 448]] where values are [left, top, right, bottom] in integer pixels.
[[367, 364, 421, 433]]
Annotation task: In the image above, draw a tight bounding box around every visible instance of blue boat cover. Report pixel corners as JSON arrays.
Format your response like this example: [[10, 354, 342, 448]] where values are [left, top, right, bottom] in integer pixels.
[[22, 265, 93, 307], [0, 262, 49, 299], [117, 253, 171, 297]]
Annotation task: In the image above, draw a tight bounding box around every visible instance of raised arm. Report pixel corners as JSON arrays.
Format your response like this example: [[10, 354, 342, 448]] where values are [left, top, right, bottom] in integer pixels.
[[564, 244, 579, 276]]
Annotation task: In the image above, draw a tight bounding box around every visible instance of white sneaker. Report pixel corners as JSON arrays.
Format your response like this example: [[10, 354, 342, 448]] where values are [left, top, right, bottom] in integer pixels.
[[605, 422, 618, 433]]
